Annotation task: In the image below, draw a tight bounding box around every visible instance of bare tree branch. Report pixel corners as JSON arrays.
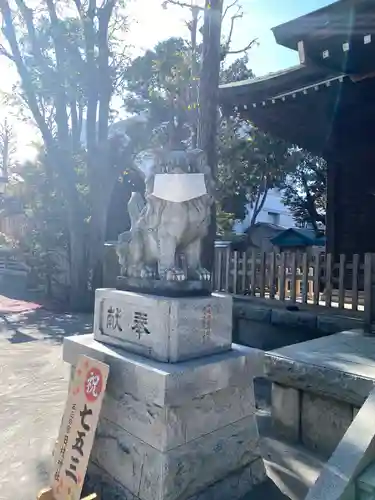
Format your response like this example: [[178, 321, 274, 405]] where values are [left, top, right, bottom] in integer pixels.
[[221, 1, 258, 59], [162, 0, 205, 11], [14, 0, 53, 75], [226, 5, 242, 47], [222, 0, 238, 20], [0, 44, 15, 62], [226, 38, 258, 55], [0, 1, 53, 147]]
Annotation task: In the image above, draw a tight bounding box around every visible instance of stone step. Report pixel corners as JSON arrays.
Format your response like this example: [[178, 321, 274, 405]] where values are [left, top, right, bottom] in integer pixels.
[[251, 407, 326, 499], [260, 435, 326, 500]]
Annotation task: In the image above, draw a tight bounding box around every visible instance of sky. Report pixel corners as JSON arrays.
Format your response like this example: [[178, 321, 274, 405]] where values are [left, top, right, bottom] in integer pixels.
[[2, 0, 338, 159], [127, 0, 338, 77]]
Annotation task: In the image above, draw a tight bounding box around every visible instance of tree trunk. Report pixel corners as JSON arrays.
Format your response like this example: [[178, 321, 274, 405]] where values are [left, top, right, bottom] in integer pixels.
[[198, 0, 223, 273], [69, 222, 89, 311], [250, 187, 269, 226], [88, 165, 116, 292], [190, 6, 199, 149], [89, 198, 109, 293]]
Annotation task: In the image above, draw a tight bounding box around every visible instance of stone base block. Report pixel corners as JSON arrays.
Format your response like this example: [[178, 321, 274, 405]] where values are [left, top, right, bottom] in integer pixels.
[[63, 334, 265, 500], [301, 391, 353, 459], [91, 416, 263, 500], [271, 383, 300, 442], [93, 289, 232, 362], [84, 457, 265, 500]]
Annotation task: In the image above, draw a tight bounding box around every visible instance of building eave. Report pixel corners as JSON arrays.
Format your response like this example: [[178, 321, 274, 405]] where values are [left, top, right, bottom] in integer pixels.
[[272, 0, 374, 51]]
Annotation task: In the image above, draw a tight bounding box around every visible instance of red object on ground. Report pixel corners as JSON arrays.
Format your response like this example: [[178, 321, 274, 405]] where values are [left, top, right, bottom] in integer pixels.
[[0, 295, 42, 313]]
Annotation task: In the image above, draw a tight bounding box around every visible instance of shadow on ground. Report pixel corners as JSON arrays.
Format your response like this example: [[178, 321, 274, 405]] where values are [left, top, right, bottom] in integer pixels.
[[245, 478, 289, 499], [1, 308, 93, 345]]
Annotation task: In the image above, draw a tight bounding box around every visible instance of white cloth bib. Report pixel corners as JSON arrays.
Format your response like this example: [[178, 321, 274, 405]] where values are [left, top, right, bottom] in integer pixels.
[[152, 173, 207, 202]]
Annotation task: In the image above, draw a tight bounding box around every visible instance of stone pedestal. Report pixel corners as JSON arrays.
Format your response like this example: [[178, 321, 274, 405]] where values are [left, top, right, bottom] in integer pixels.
[[63, 334, 266, 500], [93, 289, 232, 363], [63, 287, 265, 499]]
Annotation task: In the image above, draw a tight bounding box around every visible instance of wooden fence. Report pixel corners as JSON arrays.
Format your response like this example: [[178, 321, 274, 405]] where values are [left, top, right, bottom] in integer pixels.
[[213, 248, 375, 325]]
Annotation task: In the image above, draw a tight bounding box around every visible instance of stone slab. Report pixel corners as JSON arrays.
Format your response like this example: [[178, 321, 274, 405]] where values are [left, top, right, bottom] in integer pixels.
[[270, 308, 317, 329], [63, 334, 264, 407], [305, 387, 375, 500], [316, 315, 363, 335], [264, 330, 375, 406], [233, 302, 272, 323], [90, 415, 265, 500], [301, 391, 353, 459], [271, 383, 300, 443], [84, 457, 265, 500], [93, 289, 232, 362]]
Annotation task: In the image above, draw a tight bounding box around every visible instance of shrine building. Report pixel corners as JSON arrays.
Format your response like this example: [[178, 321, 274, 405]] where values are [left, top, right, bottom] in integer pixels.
[[220, 0, 375, 257]]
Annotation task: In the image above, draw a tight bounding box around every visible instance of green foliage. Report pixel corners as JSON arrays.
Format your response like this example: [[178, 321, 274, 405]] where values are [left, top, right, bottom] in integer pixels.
[[281, 151, 327, 231], [218, 118, 297, 224], [0, 0, 138, 306], [0, 232, 17, 249], [123, 37, 198, 147], [220, 54, 254, 84], [123, 35, 295, 228], [7, 150, 70, 293], [216, 204, 235, 235]]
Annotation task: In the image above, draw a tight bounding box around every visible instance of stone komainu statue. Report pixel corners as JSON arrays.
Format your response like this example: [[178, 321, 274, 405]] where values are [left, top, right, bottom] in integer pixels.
[[116, 148, 215, 282]]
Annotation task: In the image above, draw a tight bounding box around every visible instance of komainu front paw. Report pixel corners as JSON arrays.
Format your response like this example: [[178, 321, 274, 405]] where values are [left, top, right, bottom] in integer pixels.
[[194, 267, 211, 281], [140, 266, 156, 279], [163, 267, 187, 281]]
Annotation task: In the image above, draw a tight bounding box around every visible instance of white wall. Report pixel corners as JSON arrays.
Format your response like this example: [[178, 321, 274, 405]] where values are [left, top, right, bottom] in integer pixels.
[[233, 188, 296, 233]]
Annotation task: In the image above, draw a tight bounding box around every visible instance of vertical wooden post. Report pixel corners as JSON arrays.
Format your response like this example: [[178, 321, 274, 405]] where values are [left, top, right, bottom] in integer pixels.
[[364, 253, 375, 333], [325, 253, 333, 307], [351, 253, 360, 311], [259, 252, 266, 298], [241, 250, 247, 294], [224, 246, 230, 293], [233, 251, 238, 295], [279, 252, 286, 301], [290, 251, 297, 304], [250, 249, 257, 296], [338, 254, 346, 309], [313, 252, 321, 305], [301, 252, 309, 304], [269, 252, 276, 299]]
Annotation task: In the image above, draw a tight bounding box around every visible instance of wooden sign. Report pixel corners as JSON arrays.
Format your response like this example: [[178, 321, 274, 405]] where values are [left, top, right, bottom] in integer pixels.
[[37, 487, 96, 500], [51, 356, 109, 500]]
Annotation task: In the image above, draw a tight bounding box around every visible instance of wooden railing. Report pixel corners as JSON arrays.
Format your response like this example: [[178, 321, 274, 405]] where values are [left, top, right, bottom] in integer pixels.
[[0, 250, 29, 275], [213, 248, 375, 324]]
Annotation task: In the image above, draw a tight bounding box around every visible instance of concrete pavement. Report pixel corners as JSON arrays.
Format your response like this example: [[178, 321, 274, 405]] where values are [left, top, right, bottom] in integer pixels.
[[0, 303, 92, 500]]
